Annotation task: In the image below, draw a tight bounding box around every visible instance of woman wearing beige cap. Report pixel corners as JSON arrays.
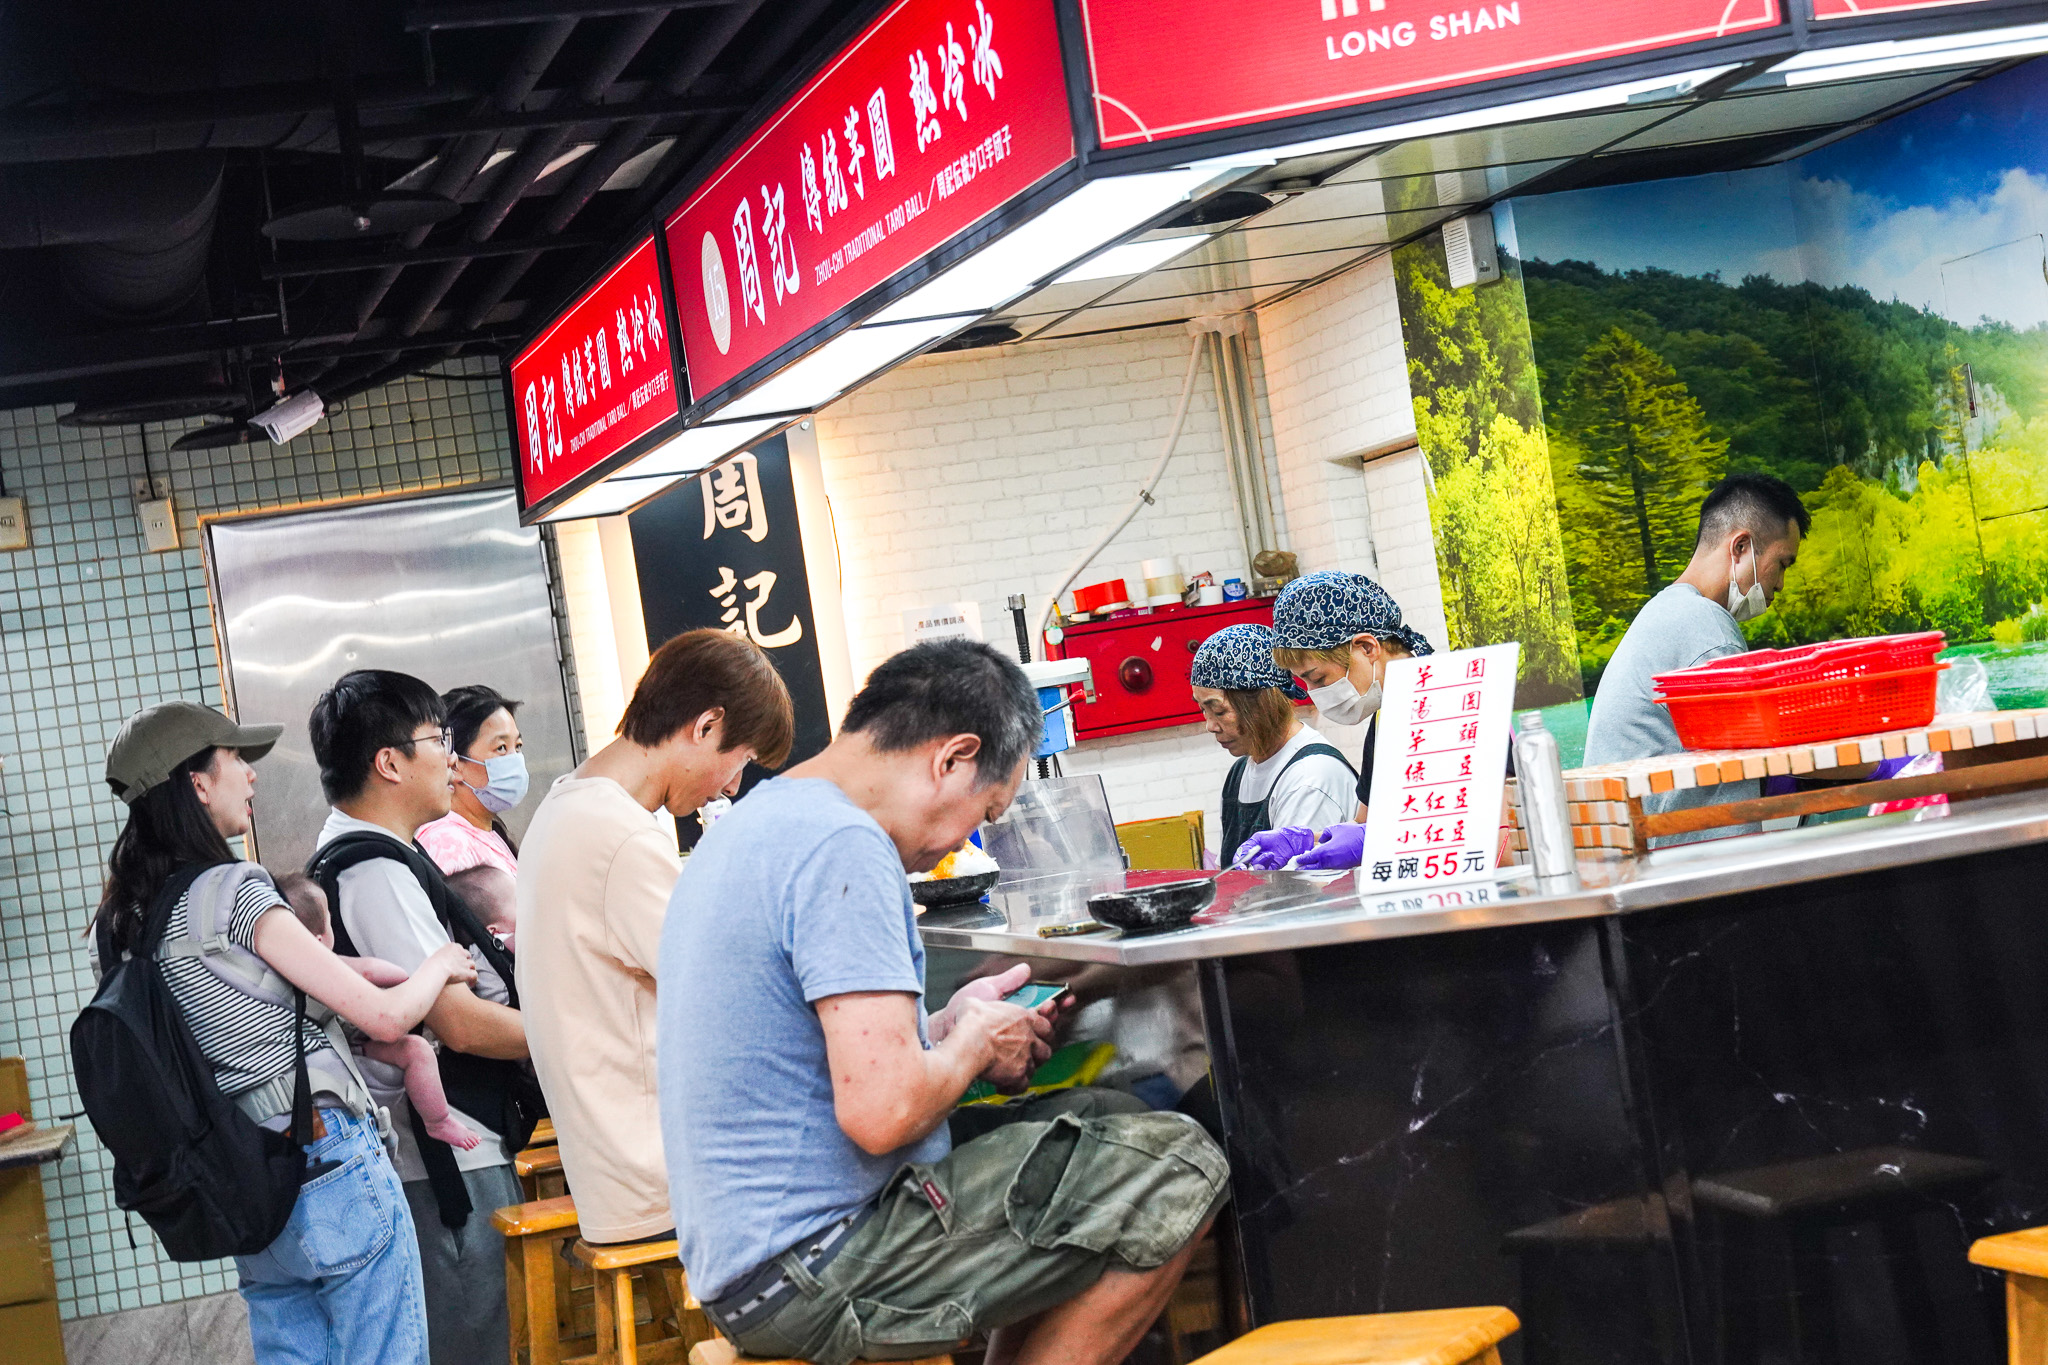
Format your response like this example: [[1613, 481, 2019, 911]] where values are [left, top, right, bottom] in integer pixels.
[[90, 701, 479, 1365]]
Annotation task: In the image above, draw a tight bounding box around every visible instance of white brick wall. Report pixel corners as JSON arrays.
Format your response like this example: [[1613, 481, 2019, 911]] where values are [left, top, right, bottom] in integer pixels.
[[806, 261, 1442, 843], [1258, 255, 1449, 652], [1363, 451, 1449, 654], [812, 325, 1304, 840]]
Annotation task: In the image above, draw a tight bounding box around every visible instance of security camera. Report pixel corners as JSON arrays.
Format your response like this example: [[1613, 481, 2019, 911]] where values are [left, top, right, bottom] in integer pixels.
[[251, 389, 326, 445]]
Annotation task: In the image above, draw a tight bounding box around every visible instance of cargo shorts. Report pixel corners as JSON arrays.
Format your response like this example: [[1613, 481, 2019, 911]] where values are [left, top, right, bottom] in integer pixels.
[[729, 1099, 1230, 1365]]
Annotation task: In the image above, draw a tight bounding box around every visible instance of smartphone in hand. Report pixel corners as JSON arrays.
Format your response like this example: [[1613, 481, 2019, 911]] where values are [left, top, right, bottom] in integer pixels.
[[1002, 982, 1071, 1011]]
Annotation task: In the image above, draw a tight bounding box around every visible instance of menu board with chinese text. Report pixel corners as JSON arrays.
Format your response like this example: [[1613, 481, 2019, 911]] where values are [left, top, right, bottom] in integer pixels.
[[1359, 642, 1520, 891]]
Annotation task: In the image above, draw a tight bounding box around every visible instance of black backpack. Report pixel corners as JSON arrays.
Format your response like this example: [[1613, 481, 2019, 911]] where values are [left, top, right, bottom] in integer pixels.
[[308, 831, 545, 1227], [69, 862, 323, 1262]]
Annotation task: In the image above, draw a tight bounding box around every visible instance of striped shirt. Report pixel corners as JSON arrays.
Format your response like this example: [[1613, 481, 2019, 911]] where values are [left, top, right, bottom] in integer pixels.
[[157, 876, 336, 1098]]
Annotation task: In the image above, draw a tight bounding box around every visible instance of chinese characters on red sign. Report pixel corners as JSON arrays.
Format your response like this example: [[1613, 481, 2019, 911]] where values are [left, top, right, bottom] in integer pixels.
[[510, 236, 678, 509], [663, 0, 1074, 404], [1078, 0, 1780, 148], [1359, 642, 1520, 891]]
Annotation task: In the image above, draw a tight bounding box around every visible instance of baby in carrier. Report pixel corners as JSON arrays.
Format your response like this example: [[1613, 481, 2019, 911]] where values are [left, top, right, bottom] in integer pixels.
[[275, 872, 480, 1150]]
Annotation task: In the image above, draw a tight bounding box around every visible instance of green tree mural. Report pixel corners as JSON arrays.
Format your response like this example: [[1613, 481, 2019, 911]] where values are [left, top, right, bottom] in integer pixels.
[[1560, 327, 1728, 596], [1525, 255, 2048, 684], [1395, 229, 1581, 707]]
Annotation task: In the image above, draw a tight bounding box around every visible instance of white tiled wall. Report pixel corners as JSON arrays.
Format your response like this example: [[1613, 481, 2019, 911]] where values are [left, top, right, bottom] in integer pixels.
[[0, 360, 556, 1319]]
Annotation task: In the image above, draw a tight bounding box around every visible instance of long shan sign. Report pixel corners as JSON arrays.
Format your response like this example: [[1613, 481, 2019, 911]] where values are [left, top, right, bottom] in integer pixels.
[[1078, 0, 1782, 148], [509, 236, 679, 511], [663, 0, 1074, 405]]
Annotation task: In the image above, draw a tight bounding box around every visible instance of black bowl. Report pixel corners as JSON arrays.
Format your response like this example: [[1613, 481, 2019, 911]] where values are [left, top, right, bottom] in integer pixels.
[[1088, 877, 1218, 934], [909, 869, 1000, 908]]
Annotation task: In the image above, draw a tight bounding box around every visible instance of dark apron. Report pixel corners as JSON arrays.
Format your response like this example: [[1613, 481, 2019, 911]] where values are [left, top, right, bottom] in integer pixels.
[[1219, 742, 1354, 867]]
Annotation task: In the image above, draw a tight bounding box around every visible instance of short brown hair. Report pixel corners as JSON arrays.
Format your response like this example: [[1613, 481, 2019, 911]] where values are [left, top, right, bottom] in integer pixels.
[[1271, 644, 1353, 675], [274, 871, 327, 937], [1272, 636, 1414, 675], [1223, 687, 1295, 758], [620, 628, 795, 767]]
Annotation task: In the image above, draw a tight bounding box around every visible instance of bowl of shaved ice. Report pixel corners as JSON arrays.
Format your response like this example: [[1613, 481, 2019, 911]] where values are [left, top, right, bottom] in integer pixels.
[[907, 843, 1000, 908]]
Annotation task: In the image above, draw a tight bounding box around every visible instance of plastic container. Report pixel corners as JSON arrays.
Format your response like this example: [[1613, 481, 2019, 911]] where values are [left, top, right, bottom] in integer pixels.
[[1222, 577, 1248, 601], [1072, 579, 1130, 614], [1513, 713, 1577, 888], [1653, 632, 1948, 749], [1652, 631, 1944, 694]]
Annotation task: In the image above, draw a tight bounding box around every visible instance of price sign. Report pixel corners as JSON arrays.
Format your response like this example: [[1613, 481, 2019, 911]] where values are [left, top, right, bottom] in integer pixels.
[[1359, 642, 1519, 891], [1361, 879, 1503, 917]]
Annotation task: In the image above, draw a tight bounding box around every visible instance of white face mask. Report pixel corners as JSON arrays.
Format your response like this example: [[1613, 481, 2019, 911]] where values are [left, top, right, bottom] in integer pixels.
[[1726, 542, 1769, 624], [459, 751, 529, 813], [1308, 673, 1382, 726]]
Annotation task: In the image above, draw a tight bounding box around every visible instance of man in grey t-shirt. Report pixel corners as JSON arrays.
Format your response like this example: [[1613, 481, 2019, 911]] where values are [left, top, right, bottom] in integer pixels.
[[660, 640, 1227, 1365], [1584, 474, 1809, 847]]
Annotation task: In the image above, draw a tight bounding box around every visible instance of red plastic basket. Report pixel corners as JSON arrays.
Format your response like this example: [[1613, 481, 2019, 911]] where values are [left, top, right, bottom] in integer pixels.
[[1651, 632, 1945, 696], [1652, 633, 1948, 749]]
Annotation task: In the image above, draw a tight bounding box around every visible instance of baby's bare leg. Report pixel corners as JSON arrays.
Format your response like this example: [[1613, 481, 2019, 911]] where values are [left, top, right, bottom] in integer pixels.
[[360, 1036, 479, 1150]]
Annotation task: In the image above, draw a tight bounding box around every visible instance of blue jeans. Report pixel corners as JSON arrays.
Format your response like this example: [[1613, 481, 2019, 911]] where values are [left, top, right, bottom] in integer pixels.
[[236, 1109, 429, 1365]]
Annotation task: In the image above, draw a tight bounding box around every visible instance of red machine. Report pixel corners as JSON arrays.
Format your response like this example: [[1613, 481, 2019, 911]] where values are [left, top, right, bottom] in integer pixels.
[[1048, 598, 1292, 740]]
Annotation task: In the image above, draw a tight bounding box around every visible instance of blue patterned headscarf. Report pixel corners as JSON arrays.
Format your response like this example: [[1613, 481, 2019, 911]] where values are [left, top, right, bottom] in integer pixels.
[[1190, 624, 1307, 700], [1270, 570, 1435, 657]]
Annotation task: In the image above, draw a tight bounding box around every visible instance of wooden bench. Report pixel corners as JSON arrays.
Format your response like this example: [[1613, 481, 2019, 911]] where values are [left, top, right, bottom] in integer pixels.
[[572, 1236, 708, 1365], [1970, 1226, 2048, 1363], [1190, 1307, 1519, 1365], [517, 1143, 567, 1201], [687, 1343, 950, 1365], [492, 1195, 585, 1365]]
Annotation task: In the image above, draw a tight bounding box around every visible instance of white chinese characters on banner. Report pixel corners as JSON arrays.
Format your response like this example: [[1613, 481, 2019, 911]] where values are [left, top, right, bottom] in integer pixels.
[[702, 454, 768, 543], [1358, 642, 1520, 891]]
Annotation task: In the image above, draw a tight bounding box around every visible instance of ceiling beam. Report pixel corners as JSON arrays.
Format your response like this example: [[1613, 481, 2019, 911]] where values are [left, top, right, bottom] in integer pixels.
[[405, 0, 732, 32], [261, 233, 609, 279], [364, 91, 745, 143]]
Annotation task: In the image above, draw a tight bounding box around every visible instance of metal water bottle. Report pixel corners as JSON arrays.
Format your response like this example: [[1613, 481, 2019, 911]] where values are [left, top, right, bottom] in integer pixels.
[[1513, 712, 1579, 890]]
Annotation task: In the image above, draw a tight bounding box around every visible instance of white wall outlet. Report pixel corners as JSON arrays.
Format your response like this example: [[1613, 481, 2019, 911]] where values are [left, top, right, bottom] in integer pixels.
[[140, 496, 180, 552], [0, 496, 24, 551], [132, 476, 169, 502]]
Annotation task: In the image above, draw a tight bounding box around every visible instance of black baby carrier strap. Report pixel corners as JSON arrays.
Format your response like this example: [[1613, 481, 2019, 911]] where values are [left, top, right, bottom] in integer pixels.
[[307, 831, 544, 1228], [70, 862, 324, 1262]]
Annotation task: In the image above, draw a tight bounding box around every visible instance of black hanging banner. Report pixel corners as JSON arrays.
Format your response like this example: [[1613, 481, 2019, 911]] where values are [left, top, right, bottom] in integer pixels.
[[628, 433, 833, 840]]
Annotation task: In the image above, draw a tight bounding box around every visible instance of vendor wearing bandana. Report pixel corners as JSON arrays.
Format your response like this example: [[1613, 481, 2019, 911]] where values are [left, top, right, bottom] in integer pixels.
[[1189, 624, 1357, 867], [1236, 571, 1445, 871]]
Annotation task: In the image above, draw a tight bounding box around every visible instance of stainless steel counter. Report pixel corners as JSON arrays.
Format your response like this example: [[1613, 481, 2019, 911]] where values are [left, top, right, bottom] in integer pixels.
[[917, 789, 2048, 965]]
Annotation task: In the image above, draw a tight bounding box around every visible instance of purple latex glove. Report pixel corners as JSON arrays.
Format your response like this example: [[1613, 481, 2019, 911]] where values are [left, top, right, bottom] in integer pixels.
[[1292, 822, 1367, 872], [1233, 826, 1316, 870]]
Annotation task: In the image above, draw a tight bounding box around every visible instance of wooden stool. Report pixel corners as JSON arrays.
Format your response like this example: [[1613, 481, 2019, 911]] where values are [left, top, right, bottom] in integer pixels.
[[1190, 1307, 1519, 1365], [1970, 1226, 2048, 1363], [518, 1143, 567, 1200], [492, 1195, 585, 1365], [687, 1342, 951, 1365], [532, 1117, 557, 1145], [573, 1237, 708, 1365]]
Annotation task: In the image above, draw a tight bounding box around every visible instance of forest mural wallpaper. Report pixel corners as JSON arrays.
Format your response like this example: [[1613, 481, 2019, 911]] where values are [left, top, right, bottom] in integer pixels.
[[1400, 57, 2048, 752]]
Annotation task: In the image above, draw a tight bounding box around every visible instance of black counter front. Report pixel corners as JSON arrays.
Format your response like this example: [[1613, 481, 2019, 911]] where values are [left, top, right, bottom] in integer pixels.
[[921, 793, 2048, 1363], [1207, 837, 2048, 1363]]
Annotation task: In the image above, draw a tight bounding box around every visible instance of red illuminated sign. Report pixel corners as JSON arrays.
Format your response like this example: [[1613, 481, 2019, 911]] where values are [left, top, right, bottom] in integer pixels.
[[1080, 0, 1782, 148], [1811, 0, 1992, 16], [664, 0, 1074, 404], [510, 236, 679, 509]]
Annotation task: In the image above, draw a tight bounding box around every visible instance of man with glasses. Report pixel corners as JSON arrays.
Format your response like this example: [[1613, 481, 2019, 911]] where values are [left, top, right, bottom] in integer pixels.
[[309, 669, 529, 1365]]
